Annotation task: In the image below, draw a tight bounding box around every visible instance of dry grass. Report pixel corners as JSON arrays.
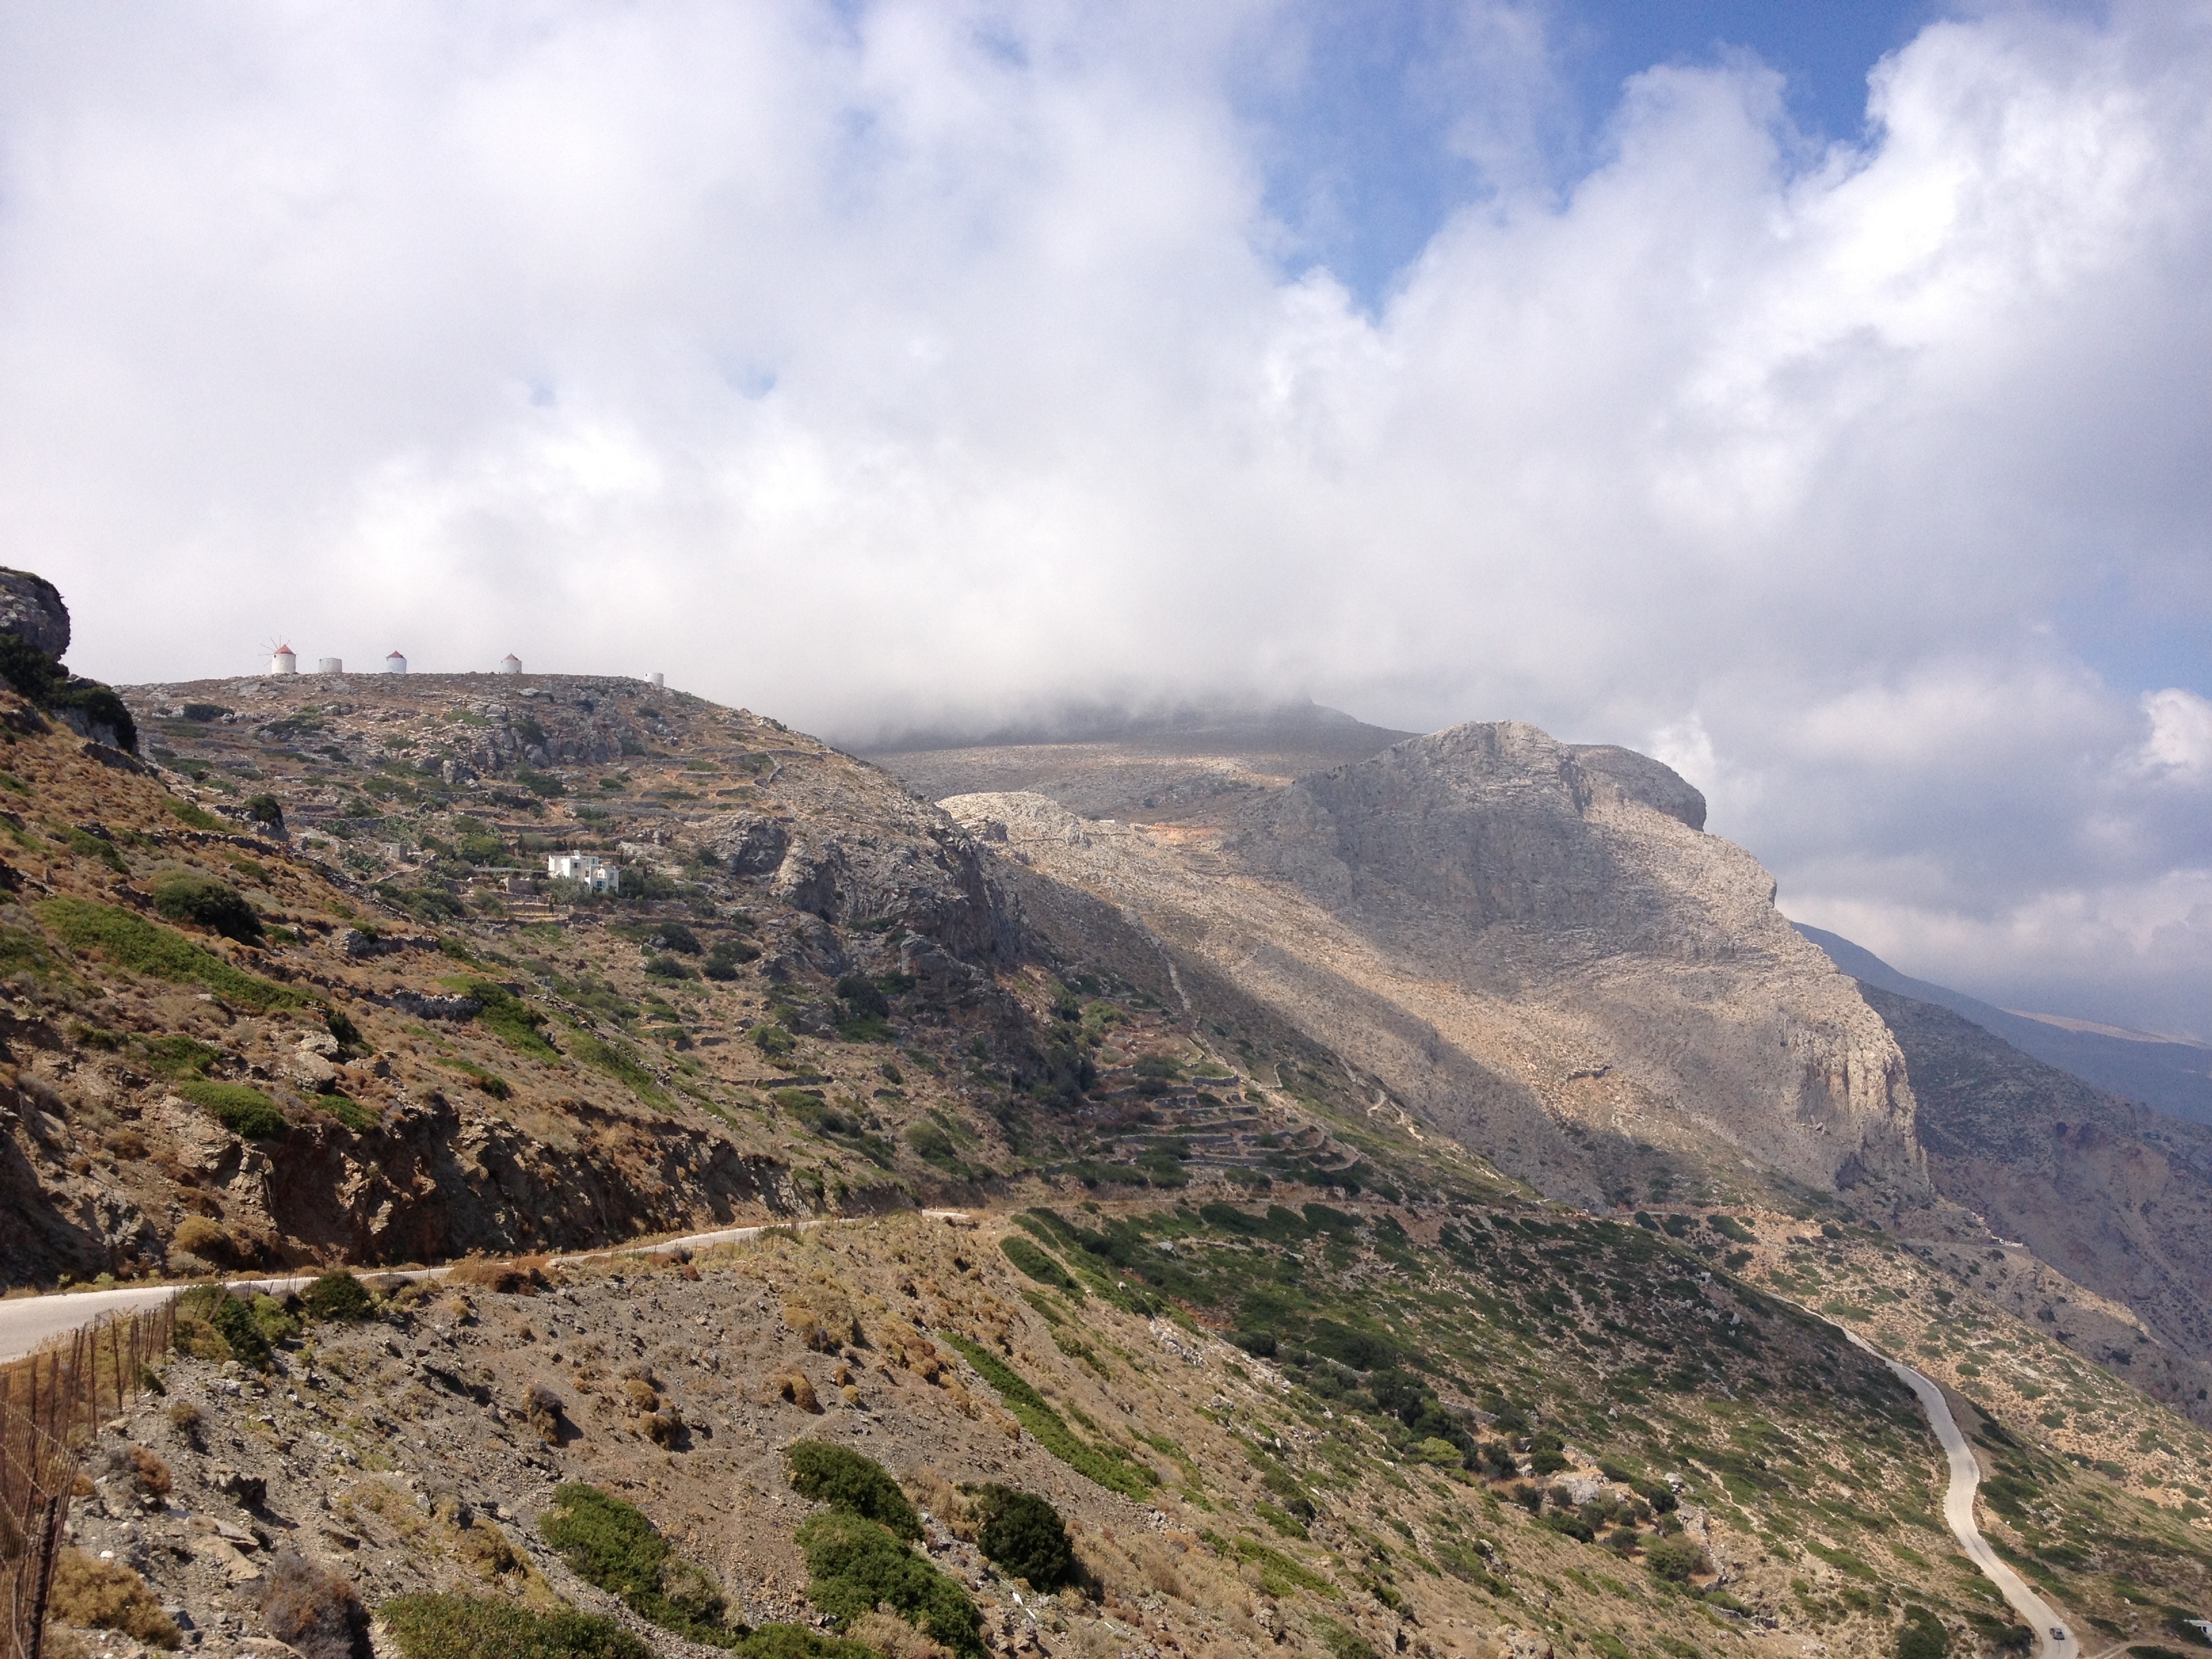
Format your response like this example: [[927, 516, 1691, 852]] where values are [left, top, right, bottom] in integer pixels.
[[257, 1550, 370, 1659], [444, 1256, 548, 1295], [850, 1609, 955, 1659], [169, 1214, 230, 1261], [46, 1549, 181, 1648], [900, 1464, 976, 1539]]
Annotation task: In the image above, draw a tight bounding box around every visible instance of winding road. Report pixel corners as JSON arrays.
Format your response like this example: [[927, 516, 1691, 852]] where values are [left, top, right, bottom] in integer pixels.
[[1845, 1330, 2077, 1659]]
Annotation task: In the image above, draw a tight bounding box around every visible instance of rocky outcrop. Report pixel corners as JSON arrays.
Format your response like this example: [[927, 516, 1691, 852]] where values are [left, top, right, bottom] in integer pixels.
[[0, 567, 70, 658], [946, 720, 1923, 1208]]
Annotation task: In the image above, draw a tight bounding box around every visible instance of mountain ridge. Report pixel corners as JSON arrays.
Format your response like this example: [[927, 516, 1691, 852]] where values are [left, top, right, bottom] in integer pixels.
[[1795, 922, 2212, 1125]]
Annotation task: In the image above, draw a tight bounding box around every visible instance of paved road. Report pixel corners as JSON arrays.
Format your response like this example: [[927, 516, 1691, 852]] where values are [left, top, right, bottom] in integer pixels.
[[1846, 1330, 2077, 1659], [0, 1210, 975, 1366]]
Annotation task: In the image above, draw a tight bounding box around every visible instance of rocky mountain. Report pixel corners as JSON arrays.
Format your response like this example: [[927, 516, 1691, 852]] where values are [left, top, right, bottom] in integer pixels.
[[1797, 924, 2212, 1126], [930, 721, 1921, 1214]]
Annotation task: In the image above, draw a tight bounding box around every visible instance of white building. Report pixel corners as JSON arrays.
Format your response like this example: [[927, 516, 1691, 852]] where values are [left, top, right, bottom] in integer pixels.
[[271, 645, 297, 674], [546, 851, 617, 895], [499, 653, 522, 674], [316, 657, 343, 674], [385, 650, 407, 674]]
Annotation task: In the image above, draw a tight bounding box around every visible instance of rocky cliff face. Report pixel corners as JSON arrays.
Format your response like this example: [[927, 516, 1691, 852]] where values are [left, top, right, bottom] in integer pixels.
[[946, 720, 1923, 1210]]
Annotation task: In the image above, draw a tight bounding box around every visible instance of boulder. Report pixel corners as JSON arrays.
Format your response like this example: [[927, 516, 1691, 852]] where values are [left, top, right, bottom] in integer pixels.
[[0, 567, 68, 659]]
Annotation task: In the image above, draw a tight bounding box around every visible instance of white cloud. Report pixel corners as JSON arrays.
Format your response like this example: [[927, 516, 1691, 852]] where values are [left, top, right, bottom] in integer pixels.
[[0, 0, 2206, 1031], [2139, 687, 2212, 779]]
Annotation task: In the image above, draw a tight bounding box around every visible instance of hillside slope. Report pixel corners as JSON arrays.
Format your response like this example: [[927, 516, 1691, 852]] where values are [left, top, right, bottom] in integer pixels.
[[1864, 983, 2212, 1381]]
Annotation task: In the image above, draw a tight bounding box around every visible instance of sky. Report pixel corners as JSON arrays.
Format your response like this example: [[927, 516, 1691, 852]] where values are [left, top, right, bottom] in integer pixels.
[[0, 0, 2206, 1039]]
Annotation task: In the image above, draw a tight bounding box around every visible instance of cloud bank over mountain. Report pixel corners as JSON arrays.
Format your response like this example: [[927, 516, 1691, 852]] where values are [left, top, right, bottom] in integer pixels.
[[1, 1, 2206, 1034]]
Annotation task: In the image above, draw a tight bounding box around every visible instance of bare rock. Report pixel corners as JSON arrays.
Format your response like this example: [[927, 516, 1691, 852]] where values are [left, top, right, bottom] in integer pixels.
[[0, 566, 68, 658]]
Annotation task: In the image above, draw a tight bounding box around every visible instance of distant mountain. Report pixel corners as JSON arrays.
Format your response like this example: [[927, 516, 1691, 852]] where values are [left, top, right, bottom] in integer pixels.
[[1795, 923, 2212, 1126]]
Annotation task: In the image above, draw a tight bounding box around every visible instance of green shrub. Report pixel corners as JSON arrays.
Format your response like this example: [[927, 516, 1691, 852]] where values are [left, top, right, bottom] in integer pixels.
[[302, 1271, 375, 1322], [1527, 1431, 1569, 1475], [644, 954, 694, 980], [249, 1294, 300, 1345], [208, 1294, 270, 1370], [1313, 1619, 1379, 1659], [316, 1091, 375, 1130], [135, 1033, 219, 1080], [178, 1080, 287, 1140], [941, 1334, 1156, 1498], [1645, 1536, 1708, 1584], [706, 937, 760, 978], [539, 1482, 739, 1647], [970, 1486, 1075, 1590], [1898, 1606, 1950, 1659], [150, 874, 263, 943], [731, 1627, 878, 1659], [569, 1031, 670, 1109], [459, 981, 561, 1059], [796, 1510, 983, 1658], [751, 1023, 796, 1057], [998, 1237, 1076, 1290], [785, 1442, 920, 1540], [60, 825, 129, 873], [380, 1593, 655, 1659], [241, 794, 285, 830], [39, 898, 300, 1009], [166, 798, 227, 832]]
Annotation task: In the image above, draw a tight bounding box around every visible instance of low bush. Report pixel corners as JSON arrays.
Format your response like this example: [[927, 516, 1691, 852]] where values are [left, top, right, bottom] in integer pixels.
[[38, 897, 300, 1010], [940, 1334, 1157, 1498], [969, 1485, 1074, 1590], [45, 1549, 180, 1648], [1898, 1605, 1950, 1659], [206, 1293, 271, 1368], [171, 1214, 231, 1262], [998, 1236, 1075, 1290], [258, 1551, 370, 1659], [446, 1257, 546, 1295], [539, 1481, 740, 1647], [1645, 1535, 1709, 1584], [302, 1270, 375, 1322], [380, 1593, 655, 1659], [459, 981, 560, 1059], [796, 1509, 983, 1658], [751, 1023, 796, 1057], [786, 1441, 921, 1539], [150, 873, 263, 943], [177, 1079, 287, 1140]]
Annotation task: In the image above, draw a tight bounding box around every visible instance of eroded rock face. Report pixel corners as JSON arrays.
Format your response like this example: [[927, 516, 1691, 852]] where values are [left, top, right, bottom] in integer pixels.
[[947, 720, 1923, 1207], [0, 566, 70, 659]]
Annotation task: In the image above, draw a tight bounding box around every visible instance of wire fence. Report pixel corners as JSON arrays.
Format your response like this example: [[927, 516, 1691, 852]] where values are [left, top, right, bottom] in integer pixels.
[[0, 1298, 176, 1659]]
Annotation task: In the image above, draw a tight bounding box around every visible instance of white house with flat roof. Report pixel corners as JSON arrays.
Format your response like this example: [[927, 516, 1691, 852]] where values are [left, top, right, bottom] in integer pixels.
[[547, 851, 617, 895]]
